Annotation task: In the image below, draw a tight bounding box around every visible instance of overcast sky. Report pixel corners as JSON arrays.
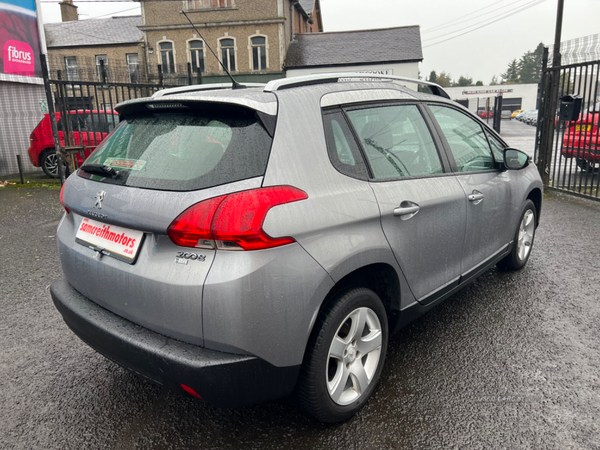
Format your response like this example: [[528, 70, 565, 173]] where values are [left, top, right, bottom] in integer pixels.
[[40, 0, 600, 84]]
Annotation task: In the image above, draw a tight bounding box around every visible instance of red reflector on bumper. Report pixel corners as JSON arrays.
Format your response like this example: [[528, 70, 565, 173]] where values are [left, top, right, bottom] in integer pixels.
[[180, 383, 202, 399]]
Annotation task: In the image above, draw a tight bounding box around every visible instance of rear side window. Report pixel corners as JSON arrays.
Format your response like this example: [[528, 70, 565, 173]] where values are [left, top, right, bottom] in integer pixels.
[[79, 106, 273, 191], [323, 111, 369, 180]]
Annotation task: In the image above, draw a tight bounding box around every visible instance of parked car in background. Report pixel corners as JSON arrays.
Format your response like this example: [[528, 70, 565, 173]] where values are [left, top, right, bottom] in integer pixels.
[[501, 110, 513, 119], [51, 74, 542, 423], [561, 103, 600, 172], [27, 110, 119, 177], [478, 109, 493, 118], [511, 109, 524, 118]]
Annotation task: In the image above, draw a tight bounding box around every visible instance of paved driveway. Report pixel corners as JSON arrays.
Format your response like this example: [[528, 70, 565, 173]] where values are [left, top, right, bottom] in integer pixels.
[[1, 180, 599, 449]]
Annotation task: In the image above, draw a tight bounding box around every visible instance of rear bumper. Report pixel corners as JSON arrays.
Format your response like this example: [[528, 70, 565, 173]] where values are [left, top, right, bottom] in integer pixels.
[[50, 278, 300, 408]]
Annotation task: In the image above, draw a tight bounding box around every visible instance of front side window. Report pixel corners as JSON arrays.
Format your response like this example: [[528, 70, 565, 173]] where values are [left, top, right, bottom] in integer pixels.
[[126, 53, 140, 83], [346, 104, 444, 180], [189, 40, 205, 73], [64, 56, 78, 81], [220, 38, 236, 72], [95, 55, 108, 82], [159, 42, 175, 74], [429, 105, 495, 172], [251, 36, 267, 71], [485, 129, 506, 162]]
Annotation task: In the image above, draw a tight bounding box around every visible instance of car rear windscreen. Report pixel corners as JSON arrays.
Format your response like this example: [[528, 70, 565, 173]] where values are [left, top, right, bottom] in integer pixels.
[[78, 105, 273, 191]]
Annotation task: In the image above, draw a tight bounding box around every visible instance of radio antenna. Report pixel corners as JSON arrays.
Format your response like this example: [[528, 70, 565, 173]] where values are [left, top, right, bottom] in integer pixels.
[[180, 10, 244, 89]]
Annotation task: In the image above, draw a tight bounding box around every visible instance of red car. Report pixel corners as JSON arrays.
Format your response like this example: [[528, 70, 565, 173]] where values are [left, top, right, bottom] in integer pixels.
[[27, 110, 119, 178], [561, 108, 599, 172], [477, 110, 493, 118]]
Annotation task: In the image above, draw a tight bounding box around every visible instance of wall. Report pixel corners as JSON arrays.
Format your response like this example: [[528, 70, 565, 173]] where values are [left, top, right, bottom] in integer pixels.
[[145, 23, 283, 76], [286, 62, 420, 79], [0, 81, 46, 177]]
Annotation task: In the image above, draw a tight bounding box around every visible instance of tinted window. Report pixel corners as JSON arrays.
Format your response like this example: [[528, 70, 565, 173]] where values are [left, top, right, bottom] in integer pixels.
[[79, 106, 272, 191], [346, 104, 443, 180], [429, 105, 495, 172]]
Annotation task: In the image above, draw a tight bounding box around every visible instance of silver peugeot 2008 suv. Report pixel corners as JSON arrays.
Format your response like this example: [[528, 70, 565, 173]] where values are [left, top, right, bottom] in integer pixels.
[[51, 74, 542, 423]]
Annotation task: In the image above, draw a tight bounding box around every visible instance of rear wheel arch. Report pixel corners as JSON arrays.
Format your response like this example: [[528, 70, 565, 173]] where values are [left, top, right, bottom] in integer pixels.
[[307, 263, 401, 347]]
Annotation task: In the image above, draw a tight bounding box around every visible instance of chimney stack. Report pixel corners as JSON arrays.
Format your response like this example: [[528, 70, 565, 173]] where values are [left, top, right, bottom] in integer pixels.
[[60, 0, 78, 22]]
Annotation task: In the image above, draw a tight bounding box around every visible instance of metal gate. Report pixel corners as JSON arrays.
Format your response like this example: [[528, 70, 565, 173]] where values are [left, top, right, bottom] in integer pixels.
[[44, 77, 166, 180], [536, 59, 600, 200]]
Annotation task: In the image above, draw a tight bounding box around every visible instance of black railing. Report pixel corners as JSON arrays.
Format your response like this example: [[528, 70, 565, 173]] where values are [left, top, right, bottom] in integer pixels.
[[536, 58, 600, 200]]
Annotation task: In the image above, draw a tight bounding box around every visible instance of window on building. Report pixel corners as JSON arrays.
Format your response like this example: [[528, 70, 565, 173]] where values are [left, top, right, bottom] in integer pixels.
[[64, 56, 78, 81], [187, 0, 233, 9], [95, 55, 109, 82], [159, 42, 175, 74], [251, 36, 267, 71], [219, 38, 236, 72], [126, 53, 140, 83], [189, 40, 205, 73]]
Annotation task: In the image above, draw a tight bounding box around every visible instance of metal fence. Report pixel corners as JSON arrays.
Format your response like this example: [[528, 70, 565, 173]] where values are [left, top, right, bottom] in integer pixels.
[[46, 74, 170, 179], [536, 58, 600, 200]]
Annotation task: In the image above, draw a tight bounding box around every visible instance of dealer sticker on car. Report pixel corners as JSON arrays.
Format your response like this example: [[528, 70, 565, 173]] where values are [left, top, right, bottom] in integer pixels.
[[75, 217, 144, 264]]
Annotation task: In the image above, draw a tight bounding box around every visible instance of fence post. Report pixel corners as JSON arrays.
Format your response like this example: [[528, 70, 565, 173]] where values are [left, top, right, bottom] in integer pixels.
[[158, 64, 164, 87], [197, 68, 202, 85], [187, 62, 193, 85], [40, 53, 66, 183]]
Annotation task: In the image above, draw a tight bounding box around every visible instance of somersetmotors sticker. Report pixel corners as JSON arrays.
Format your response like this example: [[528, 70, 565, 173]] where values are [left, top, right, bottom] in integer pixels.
[[75, 217, 145, 264]]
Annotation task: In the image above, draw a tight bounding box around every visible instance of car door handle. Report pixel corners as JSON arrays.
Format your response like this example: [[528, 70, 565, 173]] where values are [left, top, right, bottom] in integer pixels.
[[468, 191, 484, 203], [393, 202, 420, 219]]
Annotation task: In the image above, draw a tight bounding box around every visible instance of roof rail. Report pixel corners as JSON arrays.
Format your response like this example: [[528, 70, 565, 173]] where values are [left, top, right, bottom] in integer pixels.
[[263, 73, 450, 99], [152, 82, 265, 98]]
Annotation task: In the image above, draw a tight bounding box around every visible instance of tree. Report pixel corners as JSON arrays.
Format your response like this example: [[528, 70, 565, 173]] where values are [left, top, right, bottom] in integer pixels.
[[428, 70, 437, 84], [519, 42, 545, 83], [501, 59, 520, 84], [436, 71, 452, 87], [475, 80, 483, 86], [490, 75, 499, 85], [455, 75, 473, 87]]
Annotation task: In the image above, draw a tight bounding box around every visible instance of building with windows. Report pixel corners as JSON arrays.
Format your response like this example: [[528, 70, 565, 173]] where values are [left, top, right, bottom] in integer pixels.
[[44, 14, 144, 84], [138, 0, 323, 84], [44, 0, 323, 85]]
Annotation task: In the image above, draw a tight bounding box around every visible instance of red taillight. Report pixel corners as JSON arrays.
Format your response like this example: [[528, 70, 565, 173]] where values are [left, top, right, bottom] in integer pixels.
[[60, 183, 70, 214], [30, 132, 38, 142], [167, 186, 308, 251]]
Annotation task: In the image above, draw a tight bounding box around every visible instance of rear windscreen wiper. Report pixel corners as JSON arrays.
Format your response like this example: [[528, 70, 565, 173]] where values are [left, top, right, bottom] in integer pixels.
[[80, 164, 119, 178]]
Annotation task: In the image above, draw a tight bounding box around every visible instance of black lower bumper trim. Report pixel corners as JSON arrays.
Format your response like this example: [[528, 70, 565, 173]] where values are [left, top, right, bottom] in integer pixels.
[[50, 278, 300, 408]]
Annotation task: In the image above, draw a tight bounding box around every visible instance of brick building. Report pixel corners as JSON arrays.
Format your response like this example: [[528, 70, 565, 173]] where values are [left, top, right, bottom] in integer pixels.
[[45, 14, 144, 84], [138, 0, 323, 83], [45, 0, 323, 85]]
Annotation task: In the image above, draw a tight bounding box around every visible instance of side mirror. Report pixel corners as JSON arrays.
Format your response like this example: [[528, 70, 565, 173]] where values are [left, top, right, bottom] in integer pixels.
[[504, 148, 530, 170]]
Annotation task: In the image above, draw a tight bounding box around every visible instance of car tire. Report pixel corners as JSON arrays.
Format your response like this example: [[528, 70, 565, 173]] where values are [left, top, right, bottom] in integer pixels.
[[296, 287, 388, 423], [576, 158, 596, 173], [40, 149, 61, 178], [497, 199, 537, 271]]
